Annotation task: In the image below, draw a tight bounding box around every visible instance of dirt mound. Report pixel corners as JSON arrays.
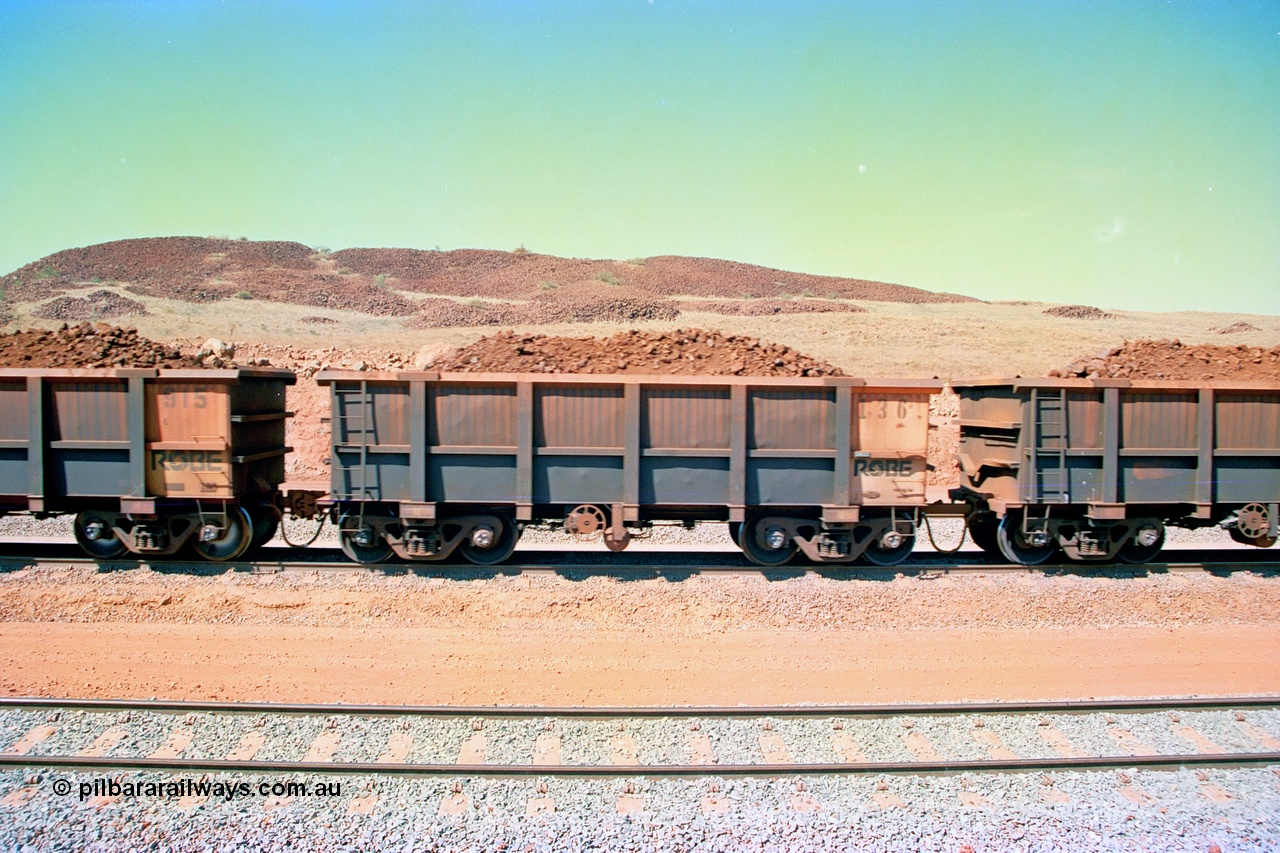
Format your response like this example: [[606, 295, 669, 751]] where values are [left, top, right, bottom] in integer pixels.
[[0, 324, 199, 369], [675, 298, 866, 316], [332, 246, 975, 303], [434, 329, 843, 376], [1044, 304, 1114, 320], [405, 286, 681, 329], [1215, 321, 1261, 334], [2, 237, 316, 303], [1052, 340, 1280, 381], [31, 290, 147, 321]]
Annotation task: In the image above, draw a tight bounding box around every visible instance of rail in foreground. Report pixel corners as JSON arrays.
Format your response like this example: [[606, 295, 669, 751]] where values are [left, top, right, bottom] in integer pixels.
[[2, 697, 1277, 779], [0, 543, 1277, 577], [4, 752, 1279, 778]]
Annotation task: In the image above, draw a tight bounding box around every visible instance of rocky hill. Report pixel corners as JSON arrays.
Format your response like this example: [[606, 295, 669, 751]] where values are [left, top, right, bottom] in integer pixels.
[[1, 237, 976, 325]]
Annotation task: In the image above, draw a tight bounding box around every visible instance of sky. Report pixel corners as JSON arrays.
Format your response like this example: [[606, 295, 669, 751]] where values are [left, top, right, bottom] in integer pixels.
[[1, 1, 1277, 313]]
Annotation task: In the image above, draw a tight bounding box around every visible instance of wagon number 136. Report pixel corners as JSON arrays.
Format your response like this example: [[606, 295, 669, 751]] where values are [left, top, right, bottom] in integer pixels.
[[862, 400, 911, 419]]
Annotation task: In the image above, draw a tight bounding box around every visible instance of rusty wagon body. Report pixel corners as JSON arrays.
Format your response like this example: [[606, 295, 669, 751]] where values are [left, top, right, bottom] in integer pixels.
[[0, 367, 294, 560], [951, 377, 1280, 564], [316, 371, 943, 566]]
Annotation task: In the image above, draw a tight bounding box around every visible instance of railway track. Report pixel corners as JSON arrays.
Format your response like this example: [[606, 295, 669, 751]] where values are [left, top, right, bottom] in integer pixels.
[[3, 696, 1278, 779], [0, 542, 1276, 577]]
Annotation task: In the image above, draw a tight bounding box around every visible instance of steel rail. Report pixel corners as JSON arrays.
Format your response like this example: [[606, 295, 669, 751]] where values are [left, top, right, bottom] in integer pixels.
[[0, 553, 1274, 576], [2, 696, 1278, 718], [2, 752, 1278, 778]]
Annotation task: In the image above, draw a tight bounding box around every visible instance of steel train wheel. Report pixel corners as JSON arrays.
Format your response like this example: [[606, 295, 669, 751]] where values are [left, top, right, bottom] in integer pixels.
[[738, 516, 797, 567], [73, 511, 128, 559], [248, 506, 280, 551], [1117, 520, 1165, 565], [727, 522, 741, 547], [458, 515, 519, 565], [996, 512, 1058, 566], [338, 512, 394, 564], [860, 534, 915, 567], [966, 513, 1001, 555], [191, 506, 255, 562]]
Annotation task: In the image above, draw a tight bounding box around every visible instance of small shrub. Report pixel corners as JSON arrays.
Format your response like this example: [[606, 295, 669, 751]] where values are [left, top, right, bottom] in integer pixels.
[[35, 265, 58, 279], [467, 299, 488, 309], [627, 257, 648, 266], [801, 288, 814, 298], [337, 266, 353, 275], [374, 274, 387, 287], [234, 290, 253, 300], [539, 281, 559, 291], [512, 244, 530, 254], [92, 276, 102, 283], [595, 272, 621, 286]]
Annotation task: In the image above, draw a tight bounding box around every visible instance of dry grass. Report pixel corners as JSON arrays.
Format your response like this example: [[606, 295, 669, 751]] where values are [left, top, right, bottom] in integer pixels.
[[2, 284, 1276, 378]]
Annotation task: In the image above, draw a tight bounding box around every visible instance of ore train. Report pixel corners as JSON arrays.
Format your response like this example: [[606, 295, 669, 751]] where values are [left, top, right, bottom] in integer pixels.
[[0, 367, 1275, 567]]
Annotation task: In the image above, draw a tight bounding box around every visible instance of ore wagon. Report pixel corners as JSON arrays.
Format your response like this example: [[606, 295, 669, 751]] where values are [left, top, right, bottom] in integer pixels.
[[0, 367, 294, 560], [316, 371, 943, 566], [951, 378, 1280, 564]]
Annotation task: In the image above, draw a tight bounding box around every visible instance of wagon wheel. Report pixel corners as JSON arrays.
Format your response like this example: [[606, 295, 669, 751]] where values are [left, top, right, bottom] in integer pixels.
[[1117, 519, 1165, 565], [458, 515, 519, 565], [73, 511, 128, 559], [738, 515, 797, 567], [1236, 503, 1272, 540], [727, 522, 741, 547], [191, 506, 255, 562], [860, 527, 916, 567], [338, 511, 394, 564], [966, 513, 1001, 555], [1229, 527, 1278, 548], [247, 504, 280, 551], [996, 511, 1058, 566]]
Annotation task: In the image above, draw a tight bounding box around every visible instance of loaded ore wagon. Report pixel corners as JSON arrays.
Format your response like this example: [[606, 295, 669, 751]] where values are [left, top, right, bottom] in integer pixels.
[[952, 377, 1280, 565], [0, 367, 294, 560], [317, 371, 943, 566]]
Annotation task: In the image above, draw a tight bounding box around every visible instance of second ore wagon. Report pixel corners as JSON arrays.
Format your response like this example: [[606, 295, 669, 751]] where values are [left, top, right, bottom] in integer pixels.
[[317, 370, 943, 566]]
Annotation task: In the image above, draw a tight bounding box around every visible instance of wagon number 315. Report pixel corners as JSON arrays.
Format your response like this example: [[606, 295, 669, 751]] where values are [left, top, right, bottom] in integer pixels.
[[161, 387, 210, 408]]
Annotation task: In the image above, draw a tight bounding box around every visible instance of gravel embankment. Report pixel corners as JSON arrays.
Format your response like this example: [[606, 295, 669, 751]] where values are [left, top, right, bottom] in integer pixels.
[[2, 707, 1278, 852]]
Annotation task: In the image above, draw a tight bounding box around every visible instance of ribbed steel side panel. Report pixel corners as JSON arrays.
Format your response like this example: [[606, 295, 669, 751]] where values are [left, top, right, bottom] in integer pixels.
[[750, 390, 834, 450], [1122, 392, 1197, 449], [642, 388, 730, 450], [1217, 393, 1280, 450], [428, 385, 516, 448], [535, 386, 624, 449]]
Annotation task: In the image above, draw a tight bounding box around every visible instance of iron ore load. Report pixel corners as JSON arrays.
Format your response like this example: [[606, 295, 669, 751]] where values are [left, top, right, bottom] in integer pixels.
[[0, 362, 1275, 567]]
